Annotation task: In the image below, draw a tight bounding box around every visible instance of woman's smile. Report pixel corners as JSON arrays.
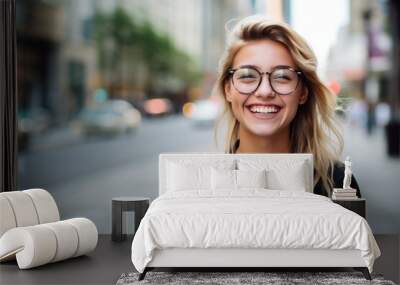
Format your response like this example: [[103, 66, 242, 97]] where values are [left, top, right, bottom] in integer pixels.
[[245, 103, 282, 120]]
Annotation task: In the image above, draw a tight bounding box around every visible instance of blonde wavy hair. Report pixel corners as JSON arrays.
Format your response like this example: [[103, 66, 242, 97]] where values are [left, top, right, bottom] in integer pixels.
[[213, 15, 344, 196]]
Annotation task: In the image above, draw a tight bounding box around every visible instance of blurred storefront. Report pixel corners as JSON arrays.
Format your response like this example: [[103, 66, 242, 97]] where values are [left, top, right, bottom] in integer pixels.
[[17, 1, 97, 127], [326, 0, 400, 156], [326, 0, 390, 105]]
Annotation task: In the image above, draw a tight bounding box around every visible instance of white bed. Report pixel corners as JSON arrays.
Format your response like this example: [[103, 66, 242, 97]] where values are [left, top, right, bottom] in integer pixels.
[[131, 153, 381, 281]]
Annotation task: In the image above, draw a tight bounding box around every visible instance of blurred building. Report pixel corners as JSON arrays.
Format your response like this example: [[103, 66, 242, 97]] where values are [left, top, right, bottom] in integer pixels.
[[118, 0, 203, 66], [263, 0, 288, 22], [17, 0, 97, 128], [326, 0, 391, 104], [326, 0, 400, 156], [16, 0, 293, 130]]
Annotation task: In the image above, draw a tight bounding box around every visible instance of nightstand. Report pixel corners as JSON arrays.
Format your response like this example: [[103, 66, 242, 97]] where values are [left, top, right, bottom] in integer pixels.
[[112, 197, 150, 242], [332, 198, 366, 218]]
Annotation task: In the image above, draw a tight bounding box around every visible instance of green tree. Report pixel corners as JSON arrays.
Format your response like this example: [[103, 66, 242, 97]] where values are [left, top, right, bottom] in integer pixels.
[[93, 8, 200, 99]]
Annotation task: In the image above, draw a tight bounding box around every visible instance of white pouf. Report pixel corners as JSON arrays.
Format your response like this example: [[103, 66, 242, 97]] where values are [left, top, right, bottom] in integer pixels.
[[0, 189, 98, 269]]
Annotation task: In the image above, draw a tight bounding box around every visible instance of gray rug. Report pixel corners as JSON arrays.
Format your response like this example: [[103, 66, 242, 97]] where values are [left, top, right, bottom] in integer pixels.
[[116, 271, 396, 285]]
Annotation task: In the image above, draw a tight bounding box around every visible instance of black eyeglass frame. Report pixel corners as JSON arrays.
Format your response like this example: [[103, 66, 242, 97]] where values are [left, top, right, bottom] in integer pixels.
[[227, 66, 303, 95]]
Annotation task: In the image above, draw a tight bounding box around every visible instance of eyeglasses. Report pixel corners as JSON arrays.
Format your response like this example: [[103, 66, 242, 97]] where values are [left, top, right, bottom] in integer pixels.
[[227, 66, 302, 95]]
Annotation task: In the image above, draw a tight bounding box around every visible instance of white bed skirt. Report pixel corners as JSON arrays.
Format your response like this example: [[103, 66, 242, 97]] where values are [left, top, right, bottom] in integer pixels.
[[147, 248, 366, 268]]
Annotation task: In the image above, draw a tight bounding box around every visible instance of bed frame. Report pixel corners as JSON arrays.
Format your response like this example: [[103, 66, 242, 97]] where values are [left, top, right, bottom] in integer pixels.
[[139, 248, 371, 280], [138, 153, 372, 281]]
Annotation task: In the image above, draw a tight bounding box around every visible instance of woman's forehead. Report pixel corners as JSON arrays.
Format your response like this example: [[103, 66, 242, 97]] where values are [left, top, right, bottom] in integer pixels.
[[232, 39, 295, 70]]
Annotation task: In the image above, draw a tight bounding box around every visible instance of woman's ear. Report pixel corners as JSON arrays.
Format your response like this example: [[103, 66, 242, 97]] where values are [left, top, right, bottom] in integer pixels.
[[224, 82, 233, 103], [299, 86, 309, 105]]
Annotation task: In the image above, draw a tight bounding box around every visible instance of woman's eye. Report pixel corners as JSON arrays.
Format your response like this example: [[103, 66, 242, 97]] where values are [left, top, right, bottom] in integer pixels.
[[272, 70, 295, 82], [273, 75, 290, 80], [273, 73, 294, 82], [238, 74, 256, 79], [237, 71, 258, 80]]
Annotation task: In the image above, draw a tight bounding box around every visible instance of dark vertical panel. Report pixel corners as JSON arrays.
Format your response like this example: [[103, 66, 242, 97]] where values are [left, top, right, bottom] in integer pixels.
[[0, 0, 18, 192], [385, 0, 400, 157], [112, 200, 123, 242], [389, 0, 400, 112]]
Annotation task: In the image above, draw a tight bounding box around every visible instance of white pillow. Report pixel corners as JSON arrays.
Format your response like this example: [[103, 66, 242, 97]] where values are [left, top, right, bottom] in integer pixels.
[[211, 168, 236, 190], [236, 169, 267, 188], [238, 159, 309, 192], [267, 160, 308, 191], [211, 168, 268, 190], [166, 160, 235, 192], [167, 162, 209, 191]]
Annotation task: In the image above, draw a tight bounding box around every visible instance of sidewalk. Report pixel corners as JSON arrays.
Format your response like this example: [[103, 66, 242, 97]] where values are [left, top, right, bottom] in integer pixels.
[[28, 125, 83, 152], [342, 122, 400, 234]]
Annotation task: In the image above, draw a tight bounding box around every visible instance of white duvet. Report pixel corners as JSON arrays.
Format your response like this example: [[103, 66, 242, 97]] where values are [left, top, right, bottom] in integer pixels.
[[131, 189, 380, 273]]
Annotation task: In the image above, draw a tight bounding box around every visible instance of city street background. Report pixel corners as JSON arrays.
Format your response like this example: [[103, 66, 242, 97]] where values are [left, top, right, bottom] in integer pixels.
[[19, 115, 219, 233], [19, 115, 400, 234], [16, 0, 400, 235]]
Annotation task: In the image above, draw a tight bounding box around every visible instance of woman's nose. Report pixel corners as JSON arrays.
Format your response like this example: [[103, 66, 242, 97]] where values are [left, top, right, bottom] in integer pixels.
[[255, 75, 275, 97]]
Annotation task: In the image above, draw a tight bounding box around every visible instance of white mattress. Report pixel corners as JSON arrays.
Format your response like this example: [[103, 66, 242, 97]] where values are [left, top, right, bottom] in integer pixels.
[[131, 190, 381, 273]]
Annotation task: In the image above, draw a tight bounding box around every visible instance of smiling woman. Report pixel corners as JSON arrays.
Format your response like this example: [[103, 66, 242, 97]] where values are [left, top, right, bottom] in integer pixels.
[[225, 39, 308, 149], [213, 15, 357, 198]]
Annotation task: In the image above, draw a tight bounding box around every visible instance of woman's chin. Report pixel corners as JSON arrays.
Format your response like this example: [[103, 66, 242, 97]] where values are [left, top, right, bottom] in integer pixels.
[[244, 123, 280, 137], [251, 129, 279, 137]]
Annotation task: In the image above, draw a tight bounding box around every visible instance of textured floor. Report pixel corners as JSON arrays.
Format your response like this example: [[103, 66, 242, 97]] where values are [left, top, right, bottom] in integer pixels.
[[117, 271, 395, 285], [0, 235, 398, 285]]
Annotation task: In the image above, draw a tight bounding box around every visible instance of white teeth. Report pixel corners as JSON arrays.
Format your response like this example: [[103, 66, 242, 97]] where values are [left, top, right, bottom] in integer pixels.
[[249, 106, 279, 114]]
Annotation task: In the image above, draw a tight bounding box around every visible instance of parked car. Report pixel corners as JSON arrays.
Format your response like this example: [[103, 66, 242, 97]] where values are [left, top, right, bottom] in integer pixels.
[[78, 100, 141, 136], [184, 99, 222, 127]]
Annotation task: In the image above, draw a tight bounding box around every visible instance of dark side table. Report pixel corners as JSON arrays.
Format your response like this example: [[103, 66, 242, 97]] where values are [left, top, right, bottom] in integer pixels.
[[332, 198, 366, 218], [112, 197, 150, 242]]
